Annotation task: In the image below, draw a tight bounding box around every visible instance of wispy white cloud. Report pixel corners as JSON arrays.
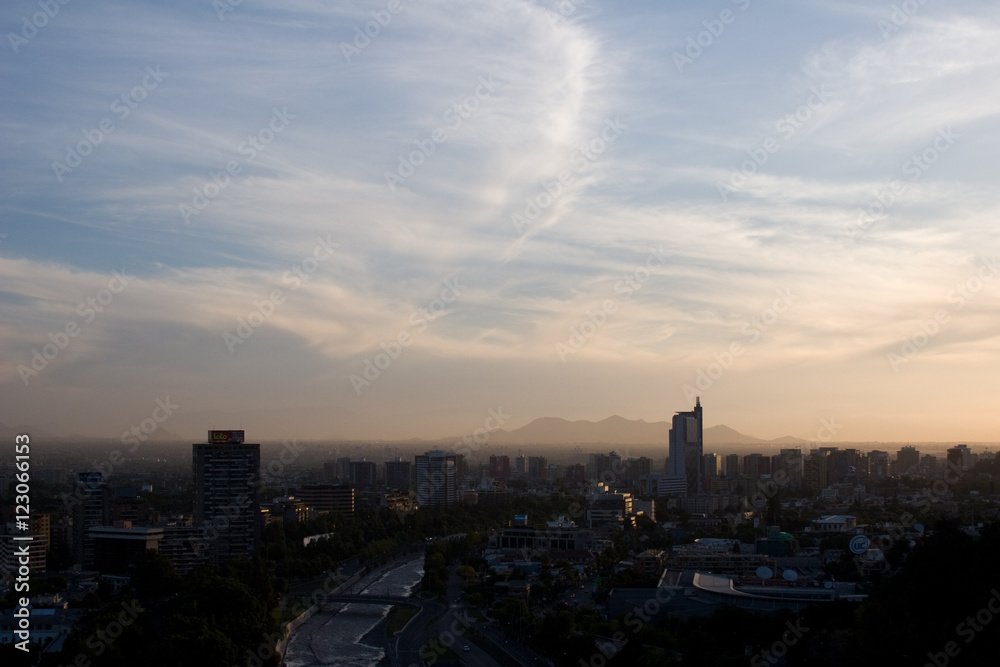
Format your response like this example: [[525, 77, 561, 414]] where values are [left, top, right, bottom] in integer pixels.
[[2, 0, 1000, 441]]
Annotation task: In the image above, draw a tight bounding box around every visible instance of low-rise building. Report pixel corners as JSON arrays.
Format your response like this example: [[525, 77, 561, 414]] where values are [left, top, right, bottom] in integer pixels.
[[635, 549, 666, 576], [0, 607, 84, 653], [811, 515, 858, 533], [670, 540, 773, 578], [0, 520, 48, 577], [586, 485, 632, 526], [295, 484, 355, 518], [497, 515, 585, 552], [89, 523, 164, 574]]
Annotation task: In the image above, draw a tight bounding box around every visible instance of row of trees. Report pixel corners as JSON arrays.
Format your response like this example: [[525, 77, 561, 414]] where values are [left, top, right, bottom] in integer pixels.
[[8, 554, 282, 667]]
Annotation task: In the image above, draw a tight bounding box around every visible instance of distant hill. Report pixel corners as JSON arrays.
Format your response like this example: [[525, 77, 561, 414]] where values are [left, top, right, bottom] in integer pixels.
[[4, 414, 809, 447], [484, 415, 667, 445], [770, 435, 810, 445], [703, 424, 761, 445], [0, 422, 55, 440], [444, 416, 808, 446], [703, 425, 808, 447]]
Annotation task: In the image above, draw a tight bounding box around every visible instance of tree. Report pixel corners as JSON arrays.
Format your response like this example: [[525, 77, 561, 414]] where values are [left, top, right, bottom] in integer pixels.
[[132, 549, 180, 604]]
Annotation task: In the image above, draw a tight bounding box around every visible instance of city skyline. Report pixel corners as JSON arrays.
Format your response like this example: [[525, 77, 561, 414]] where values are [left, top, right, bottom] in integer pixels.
[[4, 402, 1000, 449], [3, 1, 1000, 443]]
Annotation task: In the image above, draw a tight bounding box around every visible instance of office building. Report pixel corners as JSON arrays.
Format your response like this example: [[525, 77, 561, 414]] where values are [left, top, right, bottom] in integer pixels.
[[385, 459, 412, 491], [724, 453, 741, 478], [336, 457, 352, 481], [639, 473, 686, 497], [804, 452, 832, 495], [743, 453, 766, 480], [158, 521, 209, 575], [702, 453, 720, 482], [586, 484, 632, 526], [489, 455, 511, 479], [261, 497, 308, 525], [668, 398, 703, 495], [565, 464, 586, 482], [777, 449, 804, 487], [0, 517, 48, 577], [295, 484, 354, 518], [497, 515, 584, 552], [72, 472, 111, 568], [349, 459, 377, 488], [947, 444, 974, 472], [868, 450, 890, 478], [669, 541, 773, 578], [587, 452, 622, 483], [192, 430, 260, 563], [624, 456, 652, 482], [897, 446, 920, 476], [415, 451, 457, 507], [111, 486, 143, 524], [513, 455, 527, 474], [89, 523, 164, 575], [527, 455, 547, 479]]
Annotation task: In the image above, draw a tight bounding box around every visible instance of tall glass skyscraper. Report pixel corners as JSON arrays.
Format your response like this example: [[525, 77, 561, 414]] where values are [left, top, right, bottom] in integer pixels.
[[668, 398, 703, 495]]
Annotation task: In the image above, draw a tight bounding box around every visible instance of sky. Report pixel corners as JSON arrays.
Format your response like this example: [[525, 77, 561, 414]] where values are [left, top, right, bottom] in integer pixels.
[[2, 0, 999, 443]]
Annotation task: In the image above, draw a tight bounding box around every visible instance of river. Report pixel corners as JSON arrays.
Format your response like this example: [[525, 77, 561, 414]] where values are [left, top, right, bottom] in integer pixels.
[[283, 558, 425, 667]]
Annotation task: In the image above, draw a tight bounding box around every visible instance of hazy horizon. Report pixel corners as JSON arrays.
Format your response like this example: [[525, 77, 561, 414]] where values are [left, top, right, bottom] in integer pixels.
[[3, 1, 999, 444], [5, 415, 997, 456]]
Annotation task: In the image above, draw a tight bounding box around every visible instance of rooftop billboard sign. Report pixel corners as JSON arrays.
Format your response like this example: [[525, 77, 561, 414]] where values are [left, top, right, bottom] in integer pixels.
[[207, 429, 245, 444]]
